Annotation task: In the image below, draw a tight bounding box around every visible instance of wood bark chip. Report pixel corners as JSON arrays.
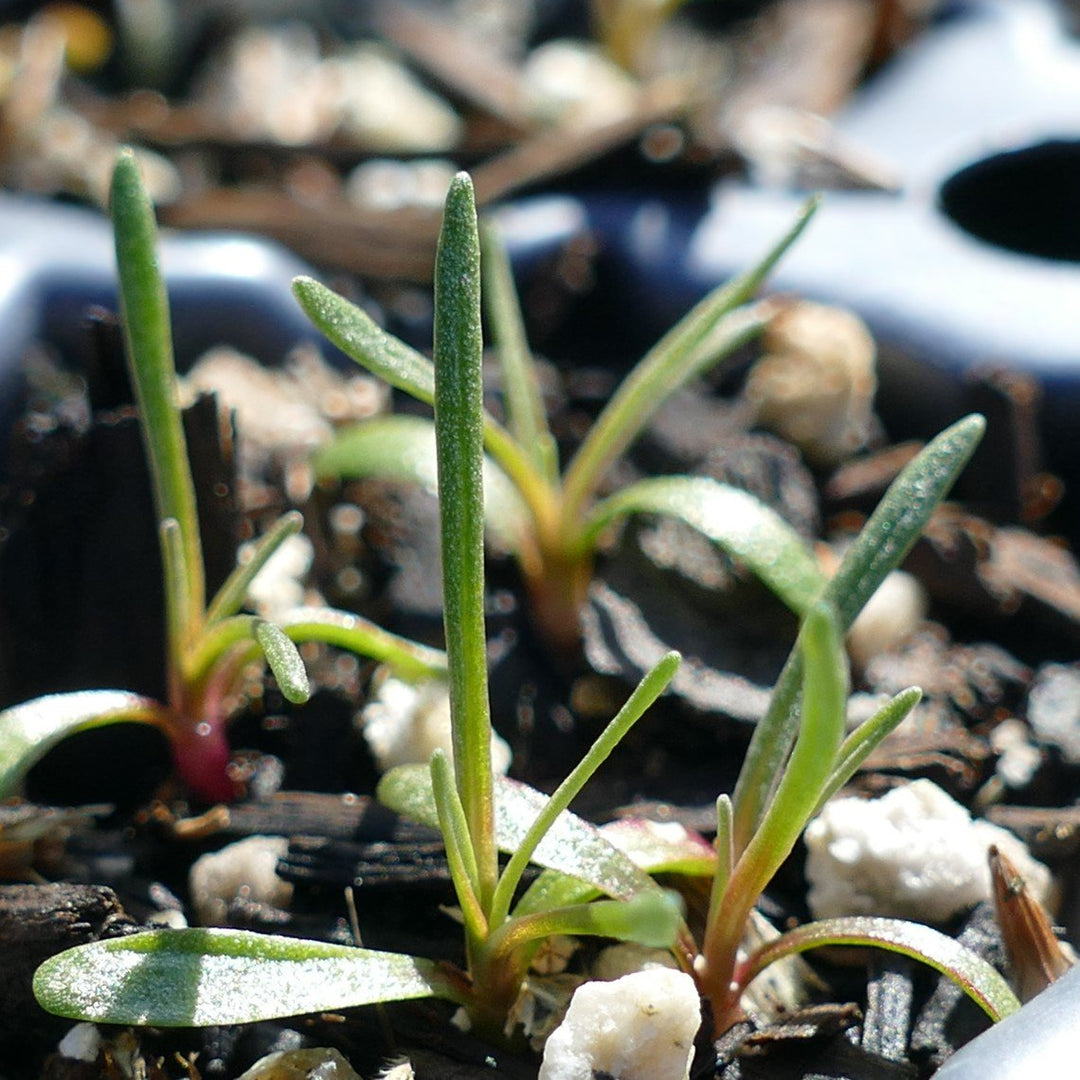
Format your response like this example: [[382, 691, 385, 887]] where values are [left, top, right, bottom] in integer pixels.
[[908, 507, 1080, 643], [0, 883, 133, 1054]]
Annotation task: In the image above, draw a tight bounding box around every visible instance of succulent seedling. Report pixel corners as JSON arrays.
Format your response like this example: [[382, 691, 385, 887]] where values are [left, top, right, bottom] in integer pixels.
[[0, 150, 447, 804], [297, 195, 825, 653], [468, 415, 1024, 1035]]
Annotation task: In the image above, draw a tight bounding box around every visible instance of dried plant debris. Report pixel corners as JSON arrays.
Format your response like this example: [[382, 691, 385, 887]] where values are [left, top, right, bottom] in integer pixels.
[[989, 844, 1074, 1003], [0, 12, 178, 204], [862, 625, 1029, 729], [910, 508, 1080, 644], [0, 802, 110, 882]]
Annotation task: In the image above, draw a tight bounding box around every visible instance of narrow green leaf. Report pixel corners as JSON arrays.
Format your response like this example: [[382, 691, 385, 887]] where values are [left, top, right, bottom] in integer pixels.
[[488, 651, 680, 926], [815, 686, 922, 813], [0, 690, 170, 798], [709, 794, 734, 927], [563, 304, 769, 523], [737, 916, 1021, 1022], [33, 928, 456, 1027], [279, 608, 447, 680], [206, 512, 304, 624], [434, 172, 498, 911], [599, 816, 717, 878], [733, 602, 846, 898], [253, 620, 310, 704], [315, 415, 532, 552], [583, 476, 825, 615], [111, 149, 204, 639], [430, 749, 486, 938], [514, 816, 716, 920], [487, 780, 661, 899], [488, 891, 684, 960], [827, 415, 986, 630], [160, 517, 189, 666], [732, 415, 986, 852], [702, 603, 846, 990], [293, 278, 553, 528], [378, 768, 659, 903], [561, 196, 818, 520], [293, 277, 437, 404], [189, 607, 448, 690], [480, 225, 557, 481]]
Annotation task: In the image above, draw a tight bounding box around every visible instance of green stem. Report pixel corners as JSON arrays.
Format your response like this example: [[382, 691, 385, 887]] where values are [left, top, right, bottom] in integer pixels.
[[702, 604, 845, 1020]]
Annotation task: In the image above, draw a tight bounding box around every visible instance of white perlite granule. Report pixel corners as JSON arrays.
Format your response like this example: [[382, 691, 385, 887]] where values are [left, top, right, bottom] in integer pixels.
[[189, 835, 293, 927], [360, 675, 511, 775], [805, 778, 1052, 923], [538, 969, 700, 1080], [57, 1023, 101, 1063]]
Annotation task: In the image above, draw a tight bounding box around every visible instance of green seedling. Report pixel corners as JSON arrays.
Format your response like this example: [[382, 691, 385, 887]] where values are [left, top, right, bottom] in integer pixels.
[[33, 172, 695, 1046], [32, 172, 1019, 1055], [0, 150, 447, 804], [697, 578, 1020, 1032], [297, 194, 825, 652], [502, 411, 1020, 1032]]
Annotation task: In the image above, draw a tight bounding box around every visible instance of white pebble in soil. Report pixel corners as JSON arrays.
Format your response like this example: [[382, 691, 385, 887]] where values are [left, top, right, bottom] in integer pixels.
[[805, 778, 1053, 924], [360, 675, 511, 774], [538, 969, 701, 1080], [189, 835, 293, 927], [57, 1023, 101, 1064]]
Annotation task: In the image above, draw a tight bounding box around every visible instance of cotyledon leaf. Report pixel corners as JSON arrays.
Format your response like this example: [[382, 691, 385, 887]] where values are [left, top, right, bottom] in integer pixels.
[[33, 928, 457, 1027], [378, 766, 660, 901], [0, 690, 170, 798]]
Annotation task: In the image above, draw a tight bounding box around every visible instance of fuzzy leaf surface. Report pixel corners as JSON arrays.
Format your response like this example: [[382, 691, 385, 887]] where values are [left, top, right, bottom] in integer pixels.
[[732, 414, 986, 850], [253, 621, 310, 704], [513, 817, 717, 918], [33, 928, 452, 1026], [378, 768, 658, 902], [293, 277, 436, 403], [0, 690, 169, 797]]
